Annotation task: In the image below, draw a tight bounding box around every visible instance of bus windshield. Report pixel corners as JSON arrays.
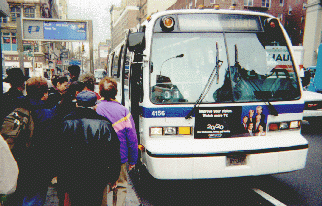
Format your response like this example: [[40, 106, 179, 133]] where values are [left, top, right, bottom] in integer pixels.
[[150, 16, 301, 104]]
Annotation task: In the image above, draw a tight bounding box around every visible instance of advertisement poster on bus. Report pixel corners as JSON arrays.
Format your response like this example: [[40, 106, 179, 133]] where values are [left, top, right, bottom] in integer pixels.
[[195, 106, 268, 138]]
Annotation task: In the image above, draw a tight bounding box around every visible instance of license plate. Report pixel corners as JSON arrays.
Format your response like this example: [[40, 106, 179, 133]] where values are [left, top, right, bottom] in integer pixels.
[[226, 154, 247, 166]]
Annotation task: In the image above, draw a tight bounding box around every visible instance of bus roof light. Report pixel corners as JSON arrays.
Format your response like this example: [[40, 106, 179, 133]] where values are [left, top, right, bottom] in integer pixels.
[[265, 18, 279, 30], [163, 17, 174, 28], [160, 16, 175, 32]]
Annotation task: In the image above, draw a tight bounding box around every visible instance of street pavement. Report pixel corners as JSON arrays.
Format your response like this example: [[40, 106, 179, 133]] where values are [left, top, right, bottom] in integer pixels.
[[44, 173, 140, 206]]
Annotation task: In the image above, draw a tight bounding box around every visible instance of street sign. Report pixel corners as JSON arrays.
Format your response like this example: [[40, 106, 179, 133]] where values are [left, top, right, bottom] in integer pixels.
[[69, 60, 81, 65], [23, 19, 88, 41], [63, 59, 69, 66], [44, 21, 87, 41]]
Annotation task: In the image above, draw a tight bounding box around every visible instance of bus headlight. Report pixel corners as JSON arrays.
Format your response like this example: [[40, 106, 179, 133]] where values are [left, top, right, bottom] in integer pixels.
[[150, 127, 163, 135], [269, 120, 301, 131], [290, 120, 301, 129], [150, 126, 192, 136], [164, 127, 177, 135], [279, 122, 289, 130], [178, 127, 192, 135]]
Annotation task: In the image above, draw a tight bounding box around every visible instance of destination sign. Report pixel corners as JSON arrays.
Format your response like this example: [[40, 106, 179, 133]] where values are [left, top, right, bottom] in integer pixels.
[[154, 14, 262, 33]]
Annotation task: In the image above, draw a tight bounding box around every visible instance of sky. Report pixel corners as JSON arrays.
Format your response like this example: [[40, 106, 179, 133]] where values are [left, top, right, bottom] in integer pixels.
[[67, 0, 121, 49]]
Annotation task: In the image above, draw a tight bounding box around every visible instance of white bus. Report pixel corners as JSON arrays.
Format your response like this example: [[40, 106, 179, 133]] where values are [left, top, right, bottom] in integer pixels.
[[108, 9, 308, 180]]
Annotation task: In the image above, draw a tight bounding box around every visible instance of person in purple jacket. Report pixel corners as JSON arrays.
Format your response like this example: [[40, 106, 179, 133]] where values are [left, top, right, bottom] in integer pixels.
[[96, 77, 138, 206]]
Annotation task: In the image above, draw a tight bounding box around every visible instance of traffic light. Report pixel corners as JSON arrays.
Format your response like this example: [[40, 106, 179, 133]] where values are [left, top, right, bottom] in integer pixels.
[[81, 44, 85, 52]]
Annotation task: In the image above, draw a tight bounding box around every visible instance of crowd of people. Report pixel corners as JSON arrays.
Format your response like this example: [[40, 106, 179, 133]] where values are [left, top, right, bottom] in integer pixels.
[[0, 66, 138, 206]]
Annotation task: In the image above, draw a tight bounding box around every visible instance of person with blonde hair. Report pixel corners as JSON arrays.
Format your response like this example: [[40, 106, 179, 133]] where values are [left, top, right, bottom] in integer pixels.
[[96, 77, 138, 206]]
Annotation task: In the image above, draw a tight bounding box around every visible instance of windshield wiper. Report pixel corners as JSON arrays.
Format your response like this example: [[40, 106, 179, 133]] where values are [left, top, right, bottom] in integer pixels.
[[234, 44, 278, 116], [185, 42, 223, 119]]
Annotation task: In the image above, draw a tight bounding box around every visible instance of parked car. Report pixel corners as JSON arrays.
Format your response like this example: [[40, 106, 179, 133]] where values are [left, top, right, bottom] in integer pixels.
[[302, 90, 322, 125]]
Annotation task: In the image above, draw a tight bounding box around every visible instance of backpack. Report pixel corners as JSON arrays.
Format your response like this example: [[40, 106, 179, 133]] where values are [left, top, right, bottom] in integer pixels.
[[0, 107, 34, 150]]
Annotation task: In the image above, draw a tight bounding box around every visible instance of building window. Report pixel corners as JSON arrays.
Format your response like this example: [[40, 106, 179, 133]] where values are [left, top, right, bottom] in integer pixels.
[[279, 0, 283, 6], [24, 6, 35, 18], [189, 0, 193, 8], [262, 0, 270, 7], [1, 32, 17, 51], [210, 0, 215, 4], [301, 16, 305, 23], [23, 41, 39, 52], [0, 17, 8, 23], [10, 6, 21, 22], [244, 0, 253, 6]]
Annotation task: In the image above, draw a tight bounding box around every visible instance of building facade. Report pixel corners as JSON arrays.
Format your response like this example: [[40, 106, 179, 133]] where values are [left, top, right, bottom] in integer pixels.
[[0, 0, 64, 78], [109, 0, 307, 56], [97, 40, 110, 70], [110, 0, 177, 51], [303, 0, 322, 67], [110, 4, 140, 51]]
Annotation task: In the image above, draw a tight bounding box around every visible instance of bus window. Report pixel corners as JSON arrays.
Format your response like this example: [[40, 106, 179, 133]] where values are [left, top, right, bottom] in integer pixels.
[[117, 45, 124, 79], [112, 53, 119, 79], [150, 32, 227, 104]]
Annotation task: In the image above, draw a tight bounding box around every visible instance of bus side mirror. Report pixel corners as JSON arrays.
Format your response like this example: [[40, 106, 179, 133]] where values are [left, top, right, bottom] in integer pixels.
[[128, 32, 145, 53]]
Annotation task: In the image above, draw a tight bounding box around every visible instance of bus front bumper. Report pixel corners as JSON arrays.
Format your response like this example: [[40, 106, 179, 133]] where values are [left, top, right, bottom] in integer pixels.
[[141, 134, 308, 180]]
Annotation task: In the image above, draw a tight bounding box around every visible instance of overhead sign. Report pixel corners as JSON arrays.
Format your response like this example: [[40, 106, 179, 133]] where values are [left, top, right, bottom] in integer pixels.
[[44, 21, 86, 40], [63, 59, 69, 66], [23, 19, 88, 41], [69, 60, 81, 65]]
